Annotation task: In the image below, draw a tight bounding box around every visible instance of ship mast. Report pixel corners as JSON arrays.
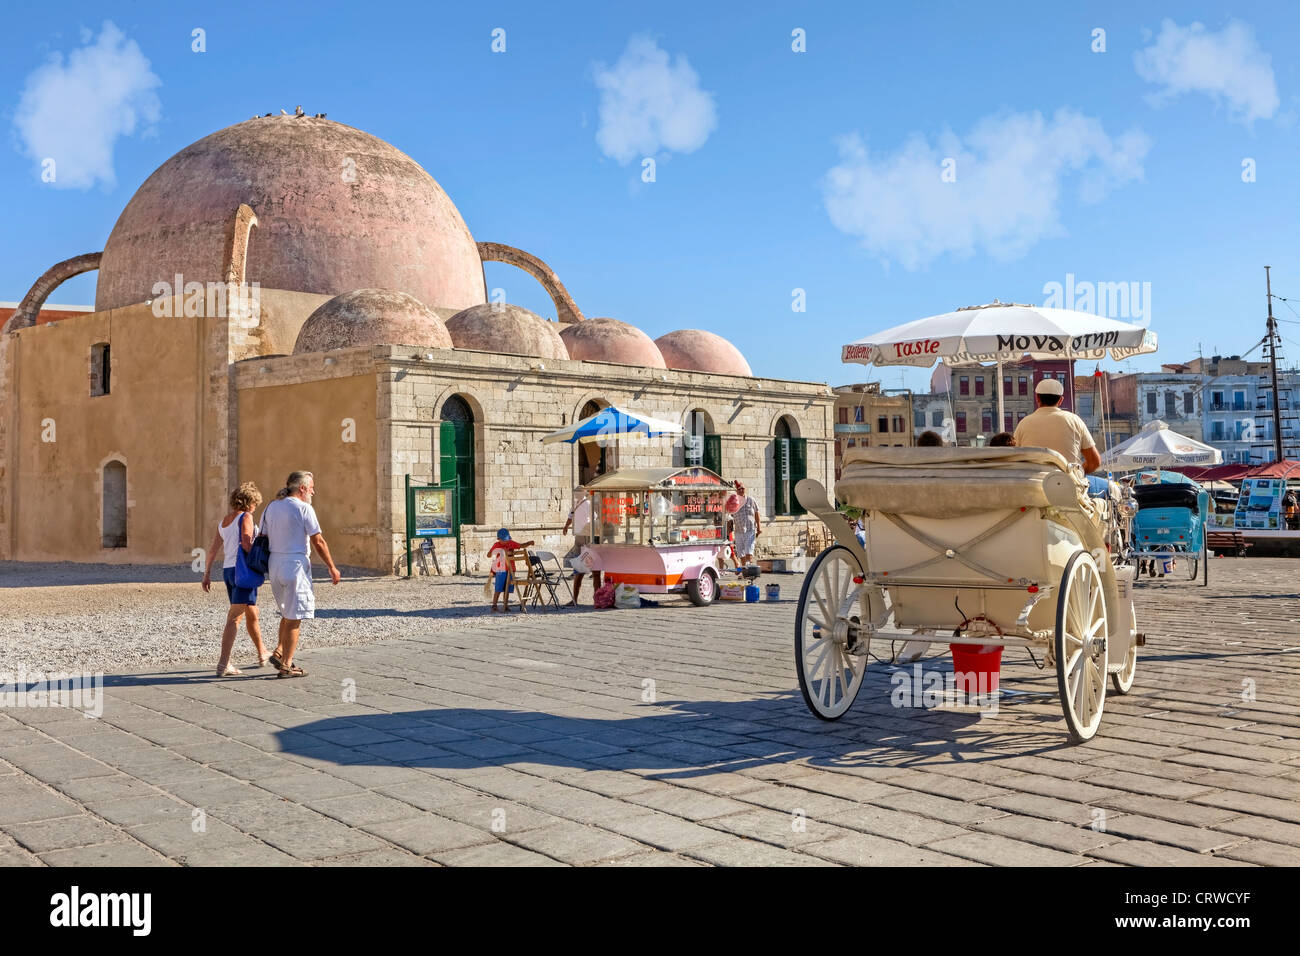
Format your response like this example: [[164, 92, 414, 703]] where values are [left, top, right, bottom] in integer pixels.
[[1266, 266, 1283, 462]]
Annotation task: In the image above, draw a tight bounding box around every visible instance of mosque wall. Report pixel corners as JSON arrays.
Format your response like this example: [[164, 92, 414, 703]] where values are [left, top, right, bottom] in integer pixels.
[[235, 356, 379, 569], [3, 306, 203, 563]]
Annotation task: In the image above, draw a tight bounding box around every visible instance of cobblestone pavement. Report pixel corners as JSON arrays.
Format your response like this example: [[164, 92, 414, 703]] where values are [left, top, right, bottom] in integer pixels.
[[2, 558, 1299, 866]]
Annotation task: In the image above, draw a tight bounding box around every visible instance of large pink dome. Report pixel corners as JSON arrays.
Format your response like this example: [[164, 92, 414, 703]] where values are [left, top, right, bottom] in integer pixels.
[[559, 317, 665, 368], [655, 329, 752, 376], [293, 289, 452, 353], [96, 115, 487, 313], [446, 303, 568, 360]]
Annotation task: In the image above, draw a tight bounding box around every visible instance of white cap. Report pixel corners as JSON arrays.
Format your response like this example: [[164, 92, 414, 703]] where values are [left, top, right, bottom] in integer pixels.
[[1035, 378, 1064, 396]]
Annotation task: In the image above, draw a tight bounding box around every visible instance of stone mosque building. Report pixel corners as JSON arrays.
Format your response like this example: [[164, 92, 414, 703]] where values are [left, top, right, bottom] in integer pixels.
[[0, 113, 833, 573]]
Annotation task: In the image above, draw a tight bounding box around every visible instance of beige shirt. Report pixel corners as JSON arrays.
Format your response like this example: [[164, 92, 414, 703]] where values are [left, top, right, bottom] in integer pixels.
[[1013, 405, 1095, 465]]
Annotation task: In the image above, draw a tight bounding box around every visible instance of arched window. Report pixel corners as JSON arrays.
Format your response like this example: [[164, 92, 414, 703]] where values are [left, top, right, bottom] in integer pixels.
[[578, 399, 612, 485], [439, 396, 476, 525], [102, 461, 127, 548], [90, 343, 110, 396], [681, 408, 722, 475], [772, 416, 806, 516]]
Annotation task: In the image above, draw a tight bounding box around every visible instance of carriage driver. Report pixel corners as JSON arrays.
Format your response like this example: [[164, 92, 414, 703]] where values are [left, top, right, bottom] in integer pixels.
[[1012, 379, 1103, 476]]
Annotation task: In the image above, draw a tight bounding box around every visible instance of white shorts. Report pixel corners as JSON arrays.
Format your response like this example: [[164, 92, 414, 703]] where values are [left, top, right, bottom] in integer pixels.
[[269, 554, 315, 620], [734, 530, 756, 558]]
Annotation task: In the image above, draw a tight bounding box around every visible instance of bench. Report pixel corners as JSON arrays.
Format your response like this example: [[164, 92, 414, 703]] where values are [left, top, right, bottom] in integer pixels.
[[1207, 530, 1251, 556]]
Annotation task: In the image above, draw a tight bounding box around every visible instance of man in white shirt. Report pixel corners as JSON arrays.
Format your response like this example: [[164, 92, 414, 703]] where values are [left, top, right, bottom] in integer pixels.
[[1013, 379, 1102, 474], [261, 471, 340, 677]]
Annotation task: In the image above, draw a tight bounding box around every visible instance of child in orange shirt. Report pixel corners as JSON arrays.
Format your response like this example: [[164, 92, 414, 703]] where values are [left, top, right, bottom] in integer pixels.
[[487, 528, 534, 612]]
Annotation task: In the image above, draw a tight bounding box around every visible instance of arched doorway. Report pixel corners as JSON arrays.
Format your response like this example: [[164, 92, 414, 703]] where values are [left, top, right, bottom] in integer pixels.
[[773, 415, 806, 516], [439, 396, 476, 525], [102, 460, 127, 548], [577, 399, 612, 485]]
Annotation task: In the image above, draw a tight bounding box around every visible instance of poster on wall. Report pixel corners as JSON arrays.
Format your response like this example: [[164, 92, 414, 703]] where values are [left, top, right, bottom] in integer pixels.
[[1234, 478, 1283, 530], [413, 488, 453, 536]]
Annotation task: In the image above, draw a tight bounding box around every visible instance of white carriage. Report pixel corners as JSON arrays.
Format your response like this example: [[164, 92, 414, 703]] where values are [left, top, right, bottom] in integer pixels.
[[794, 445, 1141, 742]]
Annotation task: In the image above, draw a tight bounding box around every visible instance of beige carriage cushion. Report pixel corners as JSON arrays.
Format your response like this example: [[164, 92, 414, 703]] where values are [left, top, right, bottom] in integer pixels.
[[838, 445, 1090, 519]]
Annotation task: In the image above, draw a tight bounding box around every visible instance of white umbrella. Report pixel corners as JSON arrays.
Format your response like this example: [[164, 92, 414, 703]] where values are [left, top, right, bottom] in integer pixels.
[[842, 302, 1158, 434], [1099, 420, 1223, 472]]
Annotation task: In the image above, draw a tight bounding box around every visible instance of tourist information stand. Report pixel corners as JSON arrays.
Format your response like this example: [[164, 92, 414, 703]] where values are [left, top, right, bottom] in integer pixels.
[[404, 476, 460, 575]]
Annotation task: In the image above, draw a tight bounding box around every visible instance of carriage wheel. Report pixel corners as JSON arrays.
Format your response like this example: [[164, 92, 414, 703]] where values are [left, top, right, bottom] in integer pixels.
[[1201, 538, 1208, 587], [1185, 546, 1199, 581], [795, 545, 868, 720], [1110, 639, 1137, 695], [1055, 550, 1109, 742]]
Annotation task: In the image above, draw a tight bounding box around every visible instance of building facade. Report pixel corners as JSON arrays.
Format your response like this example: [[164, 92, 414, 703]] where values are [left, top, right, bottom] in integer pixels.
[[931, 358, 1075, 444], [831, 384, 912, 479]]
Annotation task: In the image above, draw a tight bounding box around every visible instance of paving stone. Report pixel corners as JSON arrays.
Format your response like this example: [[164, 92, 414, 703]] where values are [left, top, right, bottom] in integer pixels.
[[174, 840, 302, 866], [1086, 840, 1254, 867], [973, 815, 1123, 854], [925, 832, 1084, 866], [311, 849, 437, 866], [5, 815, 125, 853], [39, 840, 174, 866], [256, 771, 368, 803], [258, 819, 393, 861], [433, 841, 568, 866], [361, 814, 494, 855], [499, 819, 649, 864], [1210, 815, 1300, 847], [804, 832, 982, 866], [622, 786, 753, 821], [1218, 840, 1300, 866]]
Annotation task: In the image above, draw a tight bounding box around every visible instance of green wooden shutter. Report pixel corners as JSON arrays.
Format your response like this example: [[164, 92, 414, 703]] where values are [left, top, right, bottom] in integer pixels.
[[440, 420, 476, 526], [789, 438, 808, 515], [774, 438, 788, 515], [704, 434, 722, 476]]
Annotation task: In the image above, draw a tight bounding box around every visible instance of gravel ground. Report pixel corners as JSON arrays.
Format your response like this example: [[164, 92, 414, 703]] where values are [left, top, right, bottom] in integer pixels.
[[0, 561, 546, 672]]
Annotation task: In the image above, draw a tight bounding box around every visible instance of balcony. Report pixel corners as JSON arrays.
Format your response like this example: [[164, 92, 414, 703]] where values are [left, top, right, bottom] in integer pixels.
[[834, 423, 872, 434]]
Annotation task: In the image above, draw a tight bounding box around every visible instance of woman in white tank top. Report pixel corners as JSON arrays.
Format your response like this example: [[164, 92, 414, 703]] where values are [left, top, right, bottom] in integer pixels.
[[201, 482, 271, 676]]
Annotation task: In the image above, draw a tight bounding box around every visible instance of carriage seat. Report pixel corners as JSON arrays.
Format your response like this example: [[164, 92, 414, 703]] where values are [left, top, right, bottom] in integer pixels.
[[838, 446, 1092, 520]]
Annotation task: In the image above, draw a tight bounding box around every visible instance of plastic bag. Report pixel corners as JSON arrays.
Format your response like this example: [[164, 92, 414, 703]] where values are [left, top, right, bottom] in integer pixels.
[[614, 583, 641, 609], [593, 583, 616, 609]]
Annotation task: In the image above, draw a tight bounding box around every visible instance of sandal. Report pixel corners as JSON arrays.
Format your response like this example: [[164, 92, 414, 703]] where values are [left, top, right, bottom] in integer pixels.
[[268, 653, 282, 669], [217, 664, 242, 677], [277, 664, 307, 678], [254, 655, 272, 667]]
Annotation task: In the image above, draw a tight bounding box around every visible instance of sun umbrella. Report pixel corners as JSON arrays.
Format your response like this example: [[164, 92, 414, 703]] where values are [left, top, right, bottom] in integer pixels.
[[540, 405, 684, 444], [1099, 421, 1223, 472], [841, 302, 1158, 433]]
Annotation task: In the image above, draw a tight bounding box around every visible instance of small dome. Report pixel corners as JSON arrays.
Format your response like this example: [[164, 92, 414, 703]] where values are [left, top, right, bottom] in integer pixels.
[[655, 329, 752, 377], [445, 303, 569, 361], [293, 289, 452, 353], [559, 317, 665, 369]]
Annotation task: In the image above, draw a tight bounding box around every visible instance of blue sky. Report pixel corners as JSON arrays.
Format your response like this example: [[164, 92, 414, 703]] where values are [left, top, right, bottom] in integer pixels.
[[3, 1, 1299, 391]]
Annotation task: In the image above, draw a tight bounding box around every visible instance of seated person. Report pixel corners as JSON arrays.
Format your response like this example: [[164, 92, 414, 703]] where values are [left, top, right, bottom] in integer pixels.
[[988, 432, 1014, 447], [916, 430, 945, 446], [1013, 379, 1102, 475]]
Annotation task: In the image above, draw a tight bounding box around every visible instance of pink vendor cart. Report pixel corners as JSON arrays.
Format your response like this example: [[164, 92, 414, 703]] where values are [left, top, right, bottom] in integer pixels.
[[578, 466, 734, 606]]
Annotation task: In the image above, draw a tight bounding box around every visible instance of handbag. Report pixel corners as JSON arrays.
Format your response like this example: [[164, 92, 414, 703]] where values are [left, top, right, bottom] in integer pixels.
[[246, 509, 271, 575], [232, 512, 266, 589]]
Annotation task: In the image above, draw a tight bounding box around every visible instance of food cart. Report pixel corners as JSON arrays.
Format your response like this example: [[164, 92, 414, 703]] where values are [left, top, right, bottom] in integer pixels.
[[577, 466, 734, 606]]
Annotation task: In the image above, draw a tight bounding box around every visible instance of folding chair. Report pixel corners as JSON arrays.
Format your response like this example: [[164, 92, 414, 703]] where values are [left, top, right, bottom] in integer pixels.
[[530, 551, 574, 607], [506, 549, 544, 612]]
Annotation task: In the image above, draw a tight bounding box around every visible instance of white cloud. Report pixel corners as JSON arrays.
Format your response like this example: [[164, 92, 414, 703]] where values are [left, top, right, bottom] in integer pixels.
[[822, 109, 1150, 270], [593, 35, 717, 164], [14, 21, 161, 189], [1134, 19, 1278, 125]]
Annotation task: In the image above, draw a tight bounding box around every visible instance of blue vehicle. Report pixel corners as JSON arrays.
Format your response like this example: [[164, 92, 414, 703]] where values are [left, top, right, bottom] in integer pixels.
[[1129, 471, 1209, 585]]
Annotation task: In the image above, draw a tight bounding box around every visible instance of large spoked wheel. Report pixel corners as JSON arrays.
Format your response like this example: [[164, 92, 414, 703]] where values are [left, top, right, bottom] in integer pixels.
[[1055, 550, 1109, 742], [686, 568, 717, 607], [1110, 637, 1137, 694], [795, 545, 869, 720], [1200, 537, 1208, 587], [1185, 546, 1199, 581]]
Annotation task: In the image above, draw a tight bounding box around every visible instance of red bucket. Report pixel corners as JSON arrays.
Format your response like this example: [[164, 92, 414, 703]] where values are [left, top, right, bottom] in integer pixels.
[[949, 643, 1003, 698]]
